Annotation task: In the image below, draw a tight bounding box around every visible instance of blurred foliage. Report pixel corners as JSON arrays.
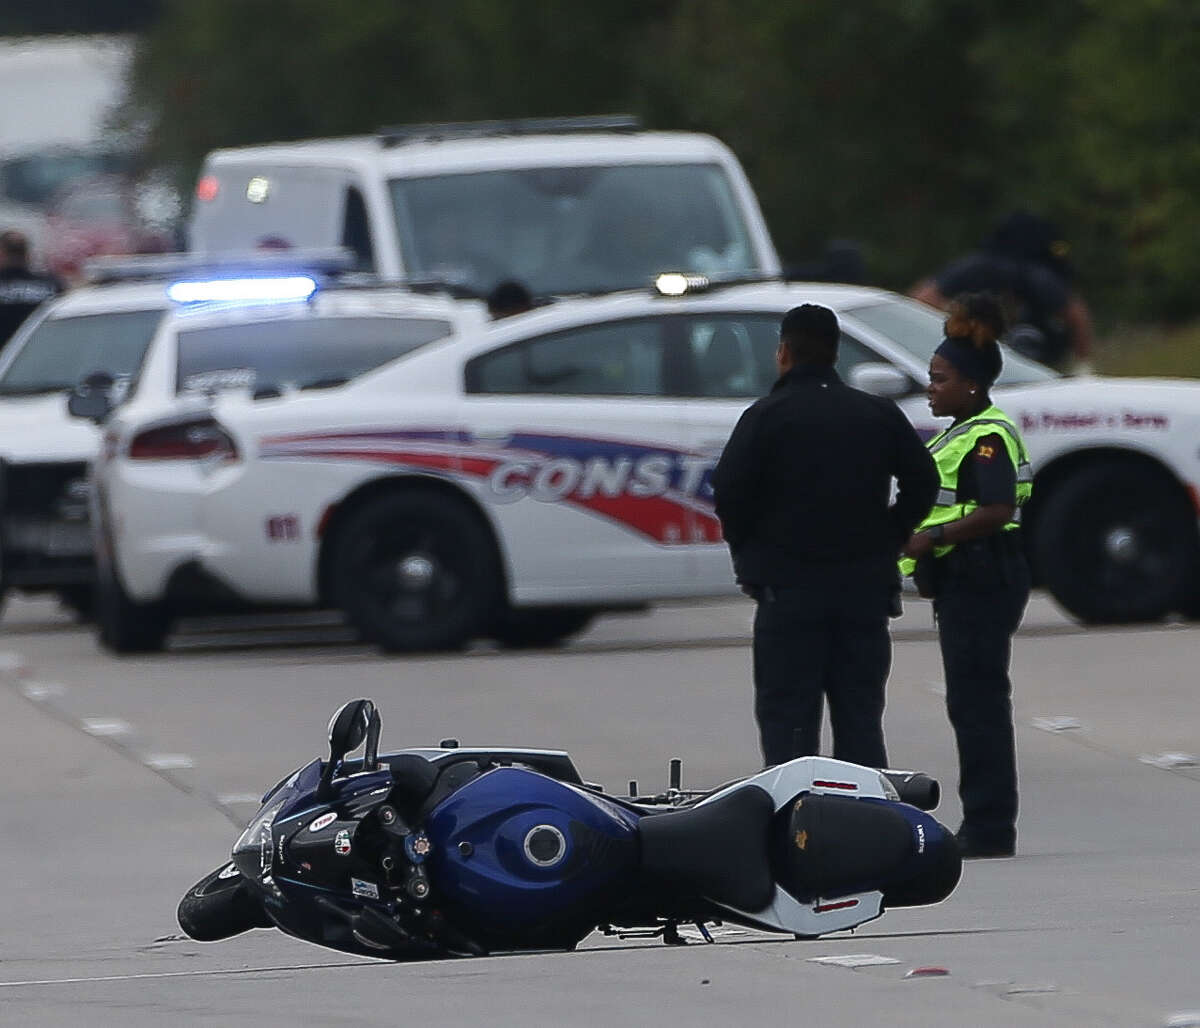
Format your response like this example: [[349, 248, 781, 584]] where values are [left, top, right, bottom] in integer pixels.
[[0, 0, 162, 34], [112, 0, 1200, 324]]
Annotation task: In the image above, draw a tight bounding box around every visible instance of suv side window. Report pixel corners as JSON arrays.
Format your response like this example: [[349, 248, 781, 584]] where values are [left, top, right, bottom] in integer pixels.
[[465, 318, 672, 396]]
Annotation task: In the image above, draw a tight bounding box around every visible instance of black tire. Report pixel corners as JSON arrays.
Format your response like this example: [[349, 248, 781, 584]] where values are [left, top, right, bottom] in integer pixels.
[[330, 489, 501, 652], [96, 560, 171, 654], [1034, 463, 1196, 623], [177, 863, 272, 942], [492, 607, 597, 649]]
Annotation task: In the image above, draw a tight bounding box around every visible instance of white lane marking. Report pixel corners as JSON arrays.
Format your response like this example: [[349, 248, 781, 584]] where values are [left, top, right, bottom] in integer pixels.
[[0, 651, 27, 672], [144, 753, 195, 771], [1031, 715, 1083, 732], [1165, 1013, 1200, 1028], [80, 718, 132, 738], [20, 681, 65, 701], [808, 953, 901, 968], [0, 960, 378, 988], [1140, 751, 1198, 770]]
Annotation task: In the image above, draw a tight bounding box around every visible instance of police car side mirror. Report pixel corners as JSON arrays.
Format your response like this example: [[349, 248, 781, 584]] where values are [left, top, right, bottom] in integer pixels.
[[849, 362, 913, 399], [67, 371, 116, 423]]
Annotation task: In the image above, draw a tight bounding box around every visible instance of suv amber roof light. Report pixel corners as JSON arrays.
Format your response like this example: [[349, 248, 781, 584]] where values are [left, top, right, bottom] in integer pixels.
[[654, 272, 711, 297]]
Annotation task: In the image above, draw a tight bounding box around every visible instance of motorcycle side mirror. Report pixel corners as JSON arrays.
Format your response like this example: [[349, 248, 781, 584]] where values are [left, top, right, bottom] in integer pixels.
[[67, 371, 116, 423], [318, 698, 375, 799]]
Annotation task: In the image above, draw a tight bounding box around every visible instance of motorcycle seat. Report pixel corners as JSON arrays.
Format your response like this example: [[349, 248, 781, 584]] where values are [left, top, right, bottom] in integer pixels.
[[639, 784, 775, 912]]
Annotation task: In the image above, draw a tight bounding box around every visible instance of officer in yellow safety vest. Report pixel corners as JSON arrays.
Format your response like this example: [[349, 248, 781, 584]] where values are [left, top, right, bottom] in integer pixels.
[[900, 293, 1032, 860]]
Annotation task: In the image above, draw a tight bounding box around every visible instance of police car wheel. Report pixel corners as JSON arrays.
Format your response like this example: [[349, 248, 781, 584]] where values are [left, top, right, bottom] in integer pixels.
[[57, 585, 94, 622], [330, 489, 501, 652], [492, 607, 597, 649], [177, 864, 272, 942], [1035, 463, 1193, 623], [96, 561, 171, 654]]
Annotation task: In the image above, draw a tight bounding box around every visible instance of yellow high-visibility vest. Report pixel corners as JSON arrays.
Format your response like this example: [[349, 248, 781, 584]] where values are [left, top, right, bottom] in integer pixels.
[[899, 405, 1032, 576]]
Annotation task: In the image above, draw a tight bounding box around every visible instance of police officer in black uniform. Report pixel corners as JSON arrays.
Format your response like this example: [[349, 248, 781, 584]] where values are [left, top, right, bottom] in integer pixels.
[[712, 304, 939, 769], [0, 230, 62, 353], [901, 295, 1032, 858]]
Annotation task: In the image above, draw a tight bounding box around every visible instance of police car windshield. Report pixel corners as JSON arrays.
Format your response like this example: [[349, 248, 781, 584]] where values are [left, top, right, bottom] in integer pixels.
[[845, 299, 1059, 385], [0, 308, 163, 395], [389, 163, 758, 297], [175, 315, 452, 394]]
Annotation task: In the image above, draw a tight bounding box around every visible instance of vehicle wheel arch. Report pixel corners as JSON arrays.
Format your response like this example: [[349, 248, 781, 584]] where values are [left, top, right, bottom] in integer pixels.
[[1024, 446, 1198, 582], [315, 473, 510, 608]]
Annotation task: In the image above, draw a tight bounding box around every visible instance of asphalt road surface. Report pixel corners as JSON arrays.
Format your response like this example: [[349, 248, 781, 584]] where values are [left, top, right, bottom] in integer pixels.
[[2, 592, 1198, 1027]]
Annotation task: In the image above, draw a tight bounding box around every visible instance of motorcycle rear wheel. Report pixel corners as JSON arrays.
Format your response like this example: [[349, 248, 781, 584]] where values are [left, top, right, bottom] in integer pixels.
[[177, 864, 271, 942]]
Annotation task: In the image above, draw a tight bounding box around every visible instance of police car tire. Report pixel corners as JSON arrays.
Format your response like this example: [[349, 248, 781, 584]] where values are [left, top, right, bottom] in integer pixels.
[[330, 489, 501, 652], [97, 563, 171, 654], [492, 607, 597, 649], [1034, 463, 1193, 624], [177, 865, 272, 942]]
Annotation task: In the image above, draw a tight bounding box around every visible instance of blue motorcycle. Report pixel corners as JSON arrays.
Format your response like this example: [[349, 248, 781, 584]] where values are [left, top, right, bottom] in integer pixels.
[[178, 699, 962, 958]]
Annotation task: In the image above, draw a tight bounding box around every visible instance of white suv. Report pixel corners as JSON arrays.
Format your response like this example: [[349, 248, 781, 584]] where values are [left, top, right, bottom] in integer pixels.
[[188, 117, 780, 298]]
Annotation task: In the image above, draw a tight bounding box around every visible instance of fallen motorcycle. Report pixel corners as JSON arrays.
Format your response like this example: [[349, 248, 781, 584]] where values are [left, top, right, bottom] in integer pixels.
[[178, 699, 962, 958]]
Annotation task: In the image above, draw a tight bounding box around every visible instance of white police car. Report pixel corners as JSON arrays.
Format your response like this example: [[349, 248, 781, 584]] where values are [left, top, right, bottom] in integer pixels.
[[0, 277, 168, 616], [92, 275, 1200, 653], [0, 254, 484, 621]]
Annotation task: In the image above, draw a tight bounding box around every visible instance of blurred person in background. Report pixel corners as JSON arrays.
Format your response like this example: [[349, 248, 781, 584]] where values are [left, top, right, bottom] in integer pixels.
[[900, 294, 1032, 859], [713, 304, 938, 770], [486, 280, 534, 319], [910, 211, 1095, 373], [0, 228, 62, 352]]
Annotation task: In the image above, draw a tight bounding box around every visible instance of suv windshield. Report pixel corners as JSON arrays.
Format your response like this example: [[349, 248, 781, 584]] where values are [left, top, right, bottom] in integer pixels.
[[176, 316, 452, 394], [390, 163, 757, 297], [845, 299, 1058, 386], [0, 308, 163, 395]]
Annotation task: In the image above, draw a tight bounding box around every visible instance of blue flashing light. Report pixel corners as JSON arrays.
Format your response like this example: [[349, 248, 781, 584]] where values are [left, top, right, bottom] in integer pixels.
[[166, 275, 319, 304]]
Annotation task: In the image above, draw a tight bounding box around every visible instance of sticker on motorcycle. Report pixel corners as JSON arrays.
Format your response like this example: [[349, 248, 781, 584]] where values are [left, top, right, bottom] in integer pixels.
[[334, 829, 352, 856], [351, 877, 379, 900], [308, 811, 337, 832]]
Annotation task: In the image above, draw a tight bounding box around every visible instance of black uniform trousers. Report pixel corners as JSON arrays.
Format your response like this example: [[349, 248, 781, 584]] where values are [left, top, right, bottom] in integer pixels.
[[752, 584, 891, 769], [932, 539, 1030, 848]]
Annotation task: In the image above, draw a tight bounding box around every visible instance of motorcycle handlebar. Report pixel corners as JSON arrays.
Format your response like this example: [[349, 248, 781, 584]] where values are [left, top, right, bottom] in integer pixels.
[[881, 770, 940, 811]]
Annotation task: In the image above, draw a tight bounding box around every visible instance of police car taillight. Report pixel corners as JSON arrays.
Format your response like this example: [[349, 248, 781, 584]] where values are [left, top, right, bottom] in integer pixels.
[[128, 418, 239, 463], [195, 175, 220, 202], [166, 275, 318, 304]]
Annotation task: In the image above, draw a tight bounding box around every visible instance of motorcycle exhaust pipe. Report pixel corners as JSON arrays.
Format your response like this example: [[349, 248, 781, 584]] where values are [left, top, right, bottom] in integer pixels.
[[881, 770, 940, 811]]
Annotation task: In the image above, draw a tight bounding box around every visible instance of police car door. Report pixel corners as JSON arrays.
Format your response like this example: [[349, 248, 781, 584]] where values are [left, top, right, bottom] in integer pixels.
[[460, 316, 692, 604], [682, 313, 889, 590]]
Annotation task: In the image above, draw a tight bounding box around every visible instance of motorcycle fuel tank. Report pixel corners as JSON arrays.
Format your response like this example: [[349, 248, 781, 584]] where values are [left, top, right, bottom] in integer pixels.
[[425, 767, 640, 926]]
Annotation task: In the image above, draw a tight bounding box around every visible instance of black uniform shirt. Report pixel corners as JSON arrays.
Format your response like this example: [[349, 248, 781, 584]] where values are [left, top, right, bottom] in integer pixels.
[[0, 267, 61, 351], [712, 364, 939, 601], [954, 433, 1017, 507]]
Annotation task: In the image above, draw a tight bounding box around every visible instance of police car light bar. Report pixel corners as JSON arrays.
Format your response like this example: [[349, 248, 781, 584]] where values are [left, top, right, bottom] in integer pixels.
[[654, 273, 711, 297], [166, 275, 319, 304], [83, 248, 358, 286]]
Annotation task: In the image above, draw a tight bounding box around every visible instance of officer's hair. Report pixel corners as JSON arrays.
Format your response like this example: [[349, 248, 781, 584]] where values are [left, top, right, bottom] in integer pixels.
[[780, 304, 839, 366], [945, 293, 1005, 348]]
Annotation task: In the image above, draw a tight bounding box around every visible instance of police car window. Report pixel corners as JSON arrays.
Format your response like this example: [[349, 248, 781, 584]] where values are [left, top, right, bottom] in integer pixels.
[[465, 319, 666, 396], [0, 309, 163, 395], [834, 333, 878, 378], [685, 315, 778, 397], [176, 317, 450, 394], [845, 298, 1058, 385]]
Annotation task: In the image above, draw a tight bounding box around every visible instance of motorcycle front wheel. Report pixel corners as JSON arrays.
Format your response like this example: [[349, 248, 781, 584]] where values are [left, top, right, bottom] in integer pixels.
[[177, 863, 272, 942]]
